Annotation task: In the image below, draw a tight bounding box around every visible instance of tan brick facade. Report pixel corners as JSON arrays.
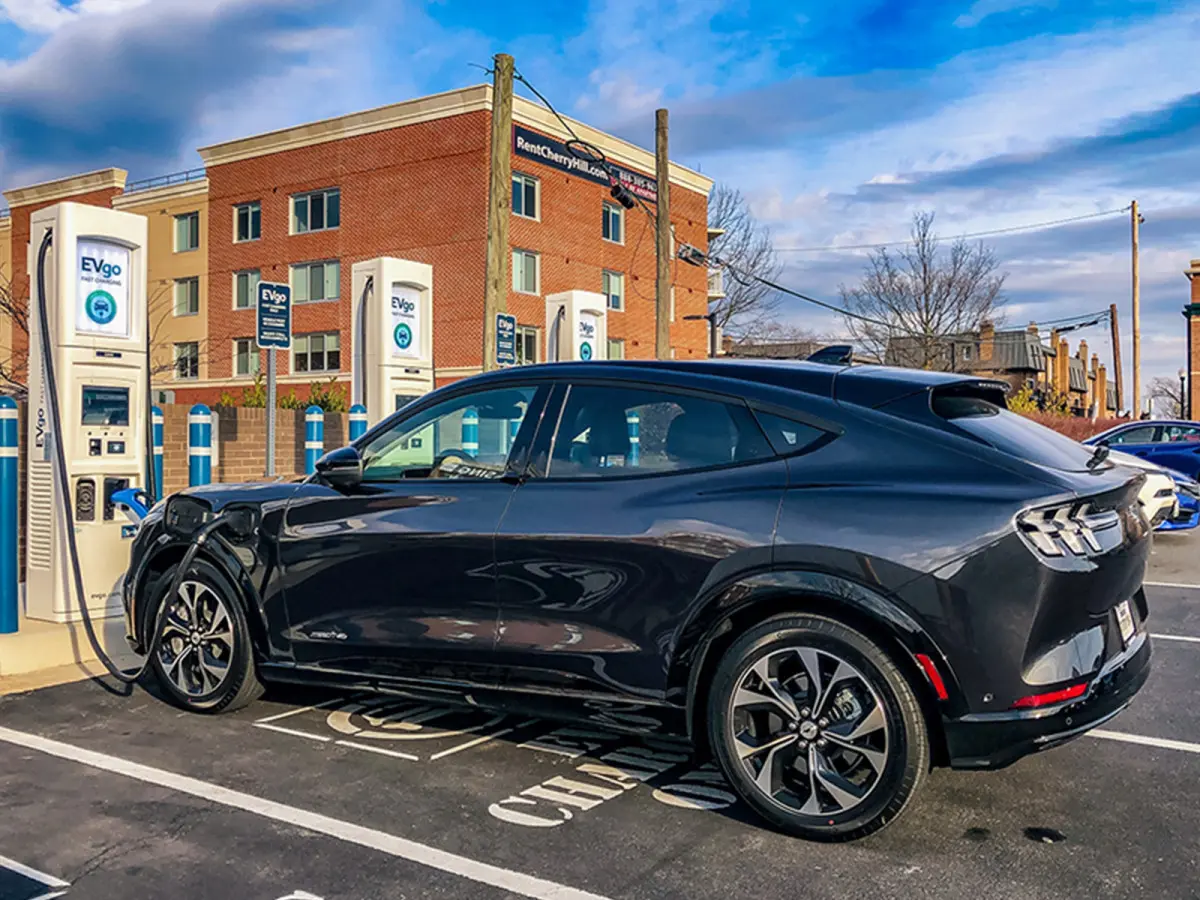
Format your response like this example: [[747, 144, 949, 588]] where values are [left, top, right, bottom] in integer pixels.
[[1185, 259, 1200, 420]]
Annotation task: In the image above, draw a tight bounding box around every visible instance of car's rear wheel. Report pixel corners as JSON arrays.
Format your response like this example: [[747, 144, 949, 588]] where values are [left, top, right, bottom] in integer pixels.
[[707, 613, 929, 841], [148, 558, 263, 714]]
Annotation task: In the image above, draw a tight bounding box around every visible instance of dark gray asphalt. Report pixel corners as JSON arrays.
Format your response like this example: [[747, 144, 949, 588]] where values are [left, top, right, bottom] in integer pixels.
[[1, 575, 1197, 899]]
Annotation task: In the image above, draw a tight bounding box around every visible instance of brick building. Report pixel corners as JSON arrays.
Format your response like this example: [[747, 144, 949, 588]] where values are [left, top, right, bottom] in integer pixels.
[[1186, 259, 1200, 420], [0, 85, 714, 407]]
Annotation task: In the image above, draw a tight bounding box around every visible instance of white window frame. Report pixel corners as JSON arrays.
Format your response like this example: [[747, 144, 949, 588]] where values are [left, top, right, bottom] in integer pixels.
[[512, 249, 540, 295], [173, 342, 199, 380], [607, 338, 625, 360], [516, 325, 540, 365], [669, 286, 676, 323], [290, 260, 341, 304], [293, 331, 342, 374], [602, 270, 624, 311], [233, 269, 261, 310], [602, 202, 624, 244], [512, 172, 540, 221], [291, 188, 341, 235], [174, 277, 199, 317], [233, 338, 260, 378], [174, 211, 199, 252], [234, 201, 261, 243]]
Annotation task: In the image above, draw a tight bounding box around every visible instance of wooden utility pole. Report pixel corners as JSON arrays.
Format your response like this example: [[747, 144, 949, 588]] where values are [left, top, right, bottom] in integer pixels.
[[1131, 200, 1142, 416], [483, 53, 514, 373], [1109, 303, 1123, 413], [655, 108, 671, 360]]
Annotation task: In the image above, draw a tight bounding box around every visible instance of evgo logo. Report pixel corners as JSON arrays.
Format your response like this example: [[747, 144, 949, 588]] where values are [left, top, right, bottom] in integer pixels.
[[82, 257, 121, 279], [394, 322, 413, 350], [85, 290, 117, 325]]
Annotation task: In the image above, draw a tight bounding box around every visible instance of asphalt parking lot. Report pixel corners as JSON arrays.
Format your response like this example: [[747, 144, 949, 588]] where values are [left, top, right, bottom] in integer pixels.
[[2, 533, 1198, 900]]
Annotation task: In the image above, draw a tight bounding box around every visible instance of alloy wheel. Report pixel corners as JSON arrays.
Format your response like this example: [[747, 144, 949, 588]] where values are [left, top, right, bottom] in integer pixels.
[[157, 580, 235, 697], [728, 646, 890, 816]]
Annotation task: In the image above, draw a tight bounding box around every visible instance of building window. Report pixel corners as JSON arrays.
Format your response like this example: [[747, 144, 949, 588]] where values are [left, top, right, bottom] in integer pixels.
[[961, 345, 972, 361], [234, 338, 260, 377], [607, 338, 625, 359], [602, 202, 623, 244], [174, 211, 199, 252], [512, 172, 539, 219], [234, 269, 261, 309], [234, 201, 261, 242], [292, 188, 340, 234], [602, 270, 624, 311], [294, 331, 341, 373], [512, 249, 539, 294], [174, 342, 199, 380], [174, 277, 199, 317], [291, 260, 340, 304], [516, 325, 539, 365]]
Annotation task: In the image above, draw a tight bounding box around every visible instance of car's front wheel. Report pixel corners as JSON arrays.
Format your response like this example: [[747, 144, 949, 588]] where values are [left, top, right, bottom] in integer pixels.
[[707, 613, 929, 841], [148, 559, 264, 714]]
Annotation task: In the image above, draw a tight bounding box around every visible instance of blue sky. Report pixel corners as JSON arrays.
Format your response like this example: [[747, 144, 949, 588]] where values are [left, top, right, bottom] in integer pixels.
[[2, 0, 1198, 400]]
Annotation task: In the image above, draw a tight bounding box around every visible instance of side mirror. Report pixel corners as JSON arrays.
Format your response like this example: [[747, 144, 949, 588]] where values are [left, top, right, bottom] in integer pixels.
[[315, 445, 363, 490]]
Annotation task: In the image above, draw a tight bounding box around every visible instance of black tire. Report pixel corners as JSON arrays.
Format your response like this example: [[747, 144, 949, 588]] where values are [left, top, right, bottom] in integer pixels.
[[148, 558, 264, 714], [707, 613, 929, 841]]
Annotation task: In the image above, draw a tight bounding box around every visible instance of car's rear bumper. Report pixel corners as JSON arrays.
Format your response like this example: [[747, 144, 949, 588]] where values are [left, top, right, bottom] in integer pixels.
[[942, 631, 1151, 770]]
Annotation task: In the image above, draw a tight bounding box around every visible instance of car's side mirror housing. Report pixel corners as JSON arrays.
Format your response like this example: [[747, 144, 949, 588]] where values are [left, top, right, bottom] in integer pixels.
[[315, 445, 363, 490]]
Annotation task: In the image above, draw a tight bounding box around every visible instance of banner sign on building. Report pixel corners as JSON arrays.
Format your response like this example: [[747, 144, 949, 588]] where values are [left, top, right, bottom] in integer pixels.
[[390, 283, 422, 359], [513, 125, 657, 204], [76, 239, 131, 337]]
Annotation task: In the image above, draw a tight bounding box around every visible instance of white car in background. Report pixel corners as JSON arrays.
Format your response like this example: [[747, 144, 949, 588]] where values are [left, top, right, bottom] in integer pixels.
[[1110, 449, 1179, 528]]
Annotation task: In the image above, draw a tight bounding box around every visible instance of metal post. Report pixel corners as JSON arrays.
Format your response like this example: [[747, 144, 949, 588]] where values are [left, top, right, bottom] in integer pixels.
[[151, 405, 164, 502], [462, 408, 479, 456], [655, 108, 671, 360], [626, 410, 640, 468], [266, 349, 277, 477], [349, 403, 368, 442], [305, 406, 325, 475], [188, 404, 212, 486], [0, 396, 18, 634]]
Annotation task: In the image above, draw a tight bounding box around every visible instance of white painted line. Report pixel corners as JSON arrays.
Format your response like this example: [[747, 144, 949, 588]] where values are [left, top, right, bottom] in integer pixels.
[[254, 723, 331, 743], [1090, 729, 1200, 755], [334, 740, 420, 761], [253, 695, 354, 725], [430, 728, 515, 761], [0, 726, 612, 900], [0, 854, 70, 889], [1152, 633, 1200, 645], [1144, 581, 1200, 590]]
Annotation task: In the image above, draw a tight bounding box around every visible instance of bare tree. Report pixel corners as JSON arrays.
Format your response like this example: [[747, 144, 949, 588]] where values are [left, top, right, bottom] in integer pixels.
[[1149, 376, 1185, 418], [0, 263, 28, 396], [839, 211, 1006, 370], [707, 185, 781, 336]]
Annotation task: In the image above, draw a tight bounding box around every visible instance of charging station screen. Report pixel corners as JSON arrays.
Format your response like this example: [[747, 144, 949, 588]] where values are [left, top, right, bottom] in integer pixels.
[[81, 386, 130, 426]]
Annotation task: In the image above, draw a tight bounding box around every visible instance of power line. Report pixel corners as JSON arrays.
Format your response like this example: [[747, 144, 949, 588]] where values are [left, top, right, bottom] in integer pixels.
[[775, 207, 1131, 254]]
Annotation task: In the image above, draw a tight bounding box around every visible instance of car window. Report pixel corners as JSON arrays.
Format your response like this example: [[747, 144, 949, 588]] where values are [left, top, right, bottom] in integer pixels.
[[935, 394, 1098, 472], [1162, 425, 1200, 443], [361, 386, 536, 481], [753, 411, 829, 456], [548, 385, 772, 478], [1107, 425, 1159, 445]]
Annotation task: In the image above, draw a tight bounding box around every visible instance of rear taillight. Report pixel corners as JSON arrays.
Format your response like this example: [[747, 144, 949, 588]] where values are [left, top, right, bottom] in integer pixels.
[[1017, 501, 1123, 559], [1011, 681, 1088, 709]]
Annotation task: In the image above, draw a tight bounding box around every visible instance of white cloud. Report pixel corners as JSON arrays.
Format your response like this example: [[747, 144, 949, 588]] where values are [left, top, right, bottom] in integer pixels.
[[954, 0, 1057, 29], [0, 0, 151, 32]]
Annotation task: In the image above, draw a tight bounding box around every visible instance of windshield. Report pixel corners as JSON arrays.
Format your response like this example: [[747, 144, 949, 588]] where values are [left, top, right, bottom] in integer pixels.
[[933, 394, 1100, 473]]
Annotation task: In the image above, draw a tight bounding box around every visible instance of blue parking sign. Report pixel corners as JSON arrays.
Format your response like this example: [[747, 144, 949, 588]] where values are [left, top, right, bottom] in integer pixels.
[[257, 282, 292, 350]]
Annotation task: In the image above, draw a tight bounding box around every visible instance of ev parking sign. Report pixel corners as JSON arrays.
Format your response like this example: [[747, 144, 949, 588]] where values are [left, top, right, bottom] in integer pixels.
[[256, 282, 291, 350]]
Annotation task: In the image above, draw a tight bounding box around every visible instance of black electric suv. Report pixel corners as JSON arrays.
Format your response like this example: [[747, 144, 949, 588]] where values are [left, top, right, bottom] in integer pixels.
[[124, 360, 1152, 841]]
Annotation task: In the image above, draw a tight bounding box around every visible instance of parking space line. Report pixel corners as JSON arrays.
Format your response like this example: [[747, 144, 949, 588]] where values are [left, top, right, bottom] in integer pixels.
[[428, 719, 538, 761], [253, 723, 332, 743], [1090, 730, 1200, 755], [0, 854, 70, 893], [253, 695, 356, 725], [0, 726, 612, 900], [333, 740, 420, 761], [1151, 633, 1200, 645], [1144, 581, 1200, 590]]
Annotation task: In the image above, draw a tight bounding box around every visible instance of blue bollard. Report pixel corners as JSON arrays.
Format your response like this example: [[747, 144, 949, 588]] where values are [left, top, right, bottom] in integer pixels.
[[305, 405, 324, 475], [152, 405, 164, 502], [627, 410, 640, 467], [462, 407, 479, 456], [349, 403, 367, 442], [0, 396, 17, 634], [188, 403, 212, 486]]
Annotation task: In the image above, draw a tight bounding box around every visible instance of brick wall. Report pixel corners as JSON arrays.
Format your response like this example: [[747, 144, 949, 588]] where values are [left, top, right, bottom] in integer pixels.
[[1187, 261, 1200, 421]]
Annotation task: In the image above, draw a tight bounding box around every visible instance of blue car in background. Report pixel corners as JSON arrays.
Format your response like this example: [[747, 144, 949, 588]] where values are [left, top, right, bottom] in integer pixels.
[[1162, 476, 1200, 531], [1084, 420, 1200, 481]]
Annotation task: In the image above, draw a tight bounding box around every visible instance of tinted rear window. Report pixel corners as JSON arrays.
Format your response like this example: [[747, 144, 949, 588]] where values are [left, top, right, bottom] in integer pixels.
[[933, 394, 1098, 472]]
